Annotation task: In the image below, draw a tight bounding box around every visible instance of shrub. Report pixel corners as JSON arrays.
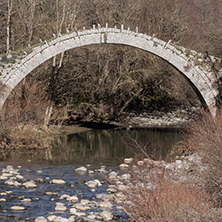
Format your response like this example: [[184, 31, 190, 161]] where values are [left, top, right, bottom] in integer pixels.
[[186, 111, 222, 206], [121, 167, 214, 222]]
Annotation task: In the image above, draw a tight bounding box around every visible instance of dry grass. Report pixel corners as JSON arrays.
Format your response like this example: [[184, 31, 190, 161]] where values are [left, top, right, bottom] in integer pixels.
[[0, 80, 66, 158], [186, 111, 222, 206], [118, 110, 222, 221], [121, 167, 215, 222]]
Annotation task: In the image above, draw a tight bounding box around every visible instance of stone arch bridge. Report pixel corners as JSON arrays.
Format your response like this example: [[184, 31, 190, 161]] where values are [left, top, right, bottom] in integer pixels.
[[0, 24, 221, 117]]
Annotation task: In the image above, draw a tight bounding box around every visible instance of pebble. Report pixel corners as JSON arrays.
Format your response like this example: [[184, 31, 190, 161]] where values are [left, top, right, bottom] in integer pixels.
[[4, 179, 15, 186], [13, 181, 22, 187], [73, 203, 90, 211], [36, 178, 45, 183], [119, 163, 129, 169], [137, 160, 144, 166], [16, 175, 24, 179], [88, 170, 94, 174], [108, 171, 118, 179], [124, 158, 133, 164], [85, 179, 102, 188], [23, 181, 37, 188], [21, 198, 32, 202], [47, 215, 57, 221], [45, 192, 59, 196], [100, 210, 114, 220], [52, 216, 68, 222], [0, 175, 8, 180], [35, 216, 47, 222], [67, 195, 79, 203], [80, 199, 90, 205], [73, 212, 86, 217], [51, 179, 66, 184], [55, 202, 67, 211], [98, 201, 113, 209], [11, 205, 25, 211], [84, 214, 96, 221], [60, 194, 70, 200], [107, 187, 117, 193], [68, 216, 75, 222], [75, 166, 87, 172], [69, 207, 77, 214]]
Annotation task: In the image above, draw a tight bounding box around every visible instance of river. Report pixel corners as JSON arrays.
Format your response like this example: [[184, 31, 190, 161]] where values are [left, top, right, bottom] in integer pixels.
[[0, 127, 184, 221]]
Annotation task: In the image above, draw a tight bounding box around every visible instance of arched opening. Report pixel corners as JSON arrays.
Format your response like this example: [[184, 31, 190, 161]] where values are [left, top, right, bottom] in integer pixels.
[[3, 44, 202, 126], [0, 29, 217, 117]]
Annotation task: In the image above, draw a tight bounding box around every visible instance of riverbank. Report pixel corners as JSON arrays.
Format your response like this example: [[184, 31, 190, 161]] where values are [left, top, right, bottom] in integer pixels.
[[0, 106, 199, 163]]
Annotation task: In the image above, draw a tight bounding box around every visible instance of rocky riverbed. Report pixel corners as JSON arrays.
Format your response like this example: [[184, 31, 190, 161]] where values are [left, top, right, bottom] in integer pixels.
[[0, 163, 128, 222], [1, 150, 220, 222], [119, 107, 201, 128]]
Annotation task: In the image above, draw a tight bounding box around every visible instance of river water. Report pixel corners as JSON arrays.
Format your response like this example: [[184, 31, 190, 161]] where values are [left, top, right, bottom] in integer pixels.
[[0, 127, 184, 221]]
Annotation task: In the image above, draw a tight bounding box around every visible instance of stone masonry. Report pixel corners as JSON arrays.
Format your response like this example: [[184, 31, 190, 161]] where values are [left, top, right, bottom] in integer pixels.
[[0, 24, 221, 116]]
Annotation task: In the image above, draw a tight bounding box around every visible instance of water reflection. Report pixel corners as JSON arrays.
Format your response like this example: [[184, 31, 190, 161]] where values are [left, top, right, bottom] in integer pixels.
[[50, 127, 184, 166]]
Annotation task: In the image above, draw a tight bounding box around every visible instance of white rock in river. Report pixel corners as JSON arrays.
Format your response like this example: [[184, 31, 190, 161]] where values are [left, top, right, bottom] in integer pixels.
[[4, 179, 14, 186], [0, 198, 6, 202], [95, 193, 114, 201], [69, 207, 77, 214], [2, 173, 13, 177], [35, 216, 47, 222], [68, 216, 75, 222], [67, 195, 79, 203], [47, 215, 57, 221], [137, 160, 144, 166], [84, 214, 96, 221], [73, 203, 90, 211], [16, 175, 24, 180], [73, 212, 86, 217], [51, 179, 66, 184], [119, 163, 129, 169], [55, 202, 67, 211], [124, 158, 133, 164], [108, 171, 118, 179], [100, 210, 114, 220], [80, 199, 90, 205], [13, 181, 21, 187], [52, 216, 68, 222], [85, 179, 102, 188], [75, 166, 87, 172], [0, 175, 8, 180], [60, 194, 70, 200], [23, 181, 37, 188], [21, 198, 32, 202], [11, 205, 25, 211], [98, 201, 113, 209]]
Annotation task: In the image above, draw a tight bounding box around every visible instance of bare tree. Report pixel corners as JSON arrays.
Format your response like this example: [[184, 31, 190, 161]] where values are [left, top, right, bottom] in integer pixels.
[[14, 0, 38, 47], [6, 0, 13, 53]]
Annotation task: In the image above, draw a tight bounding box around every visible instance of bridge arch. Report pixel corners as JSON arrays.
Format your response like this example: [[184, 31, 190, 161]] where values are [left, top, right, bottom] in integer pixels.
[[0, 25, 219, 116]]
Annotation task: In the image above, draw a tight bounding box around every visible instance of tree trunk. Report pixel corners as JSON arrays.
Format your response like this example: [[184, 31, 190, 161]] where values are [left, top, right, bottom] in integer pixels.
[[6, 0, 12, 53]]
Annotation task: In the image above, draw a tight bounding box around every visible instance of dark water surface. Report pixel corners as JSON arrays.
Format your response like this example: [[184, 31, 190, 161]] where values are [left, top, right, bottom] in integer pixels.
[[50, 127, 184, 166], [0, 127, 184, 221]]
